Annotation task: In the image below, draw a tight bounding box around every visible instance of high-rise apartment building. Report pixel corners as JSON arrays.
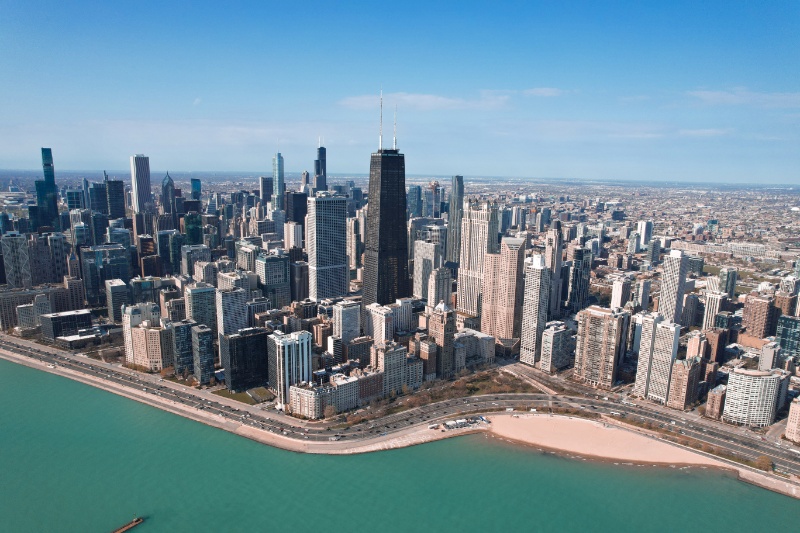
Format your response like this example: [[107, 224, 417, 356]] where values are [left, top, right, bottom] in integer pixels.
[[362, 138, 410, 308], [333, 300, 361, 345], [540, 321, 574, 373], [719, 267, 738, 299], [445, 175, 464, 265], [742, 294, 779, 339], [566, 247, 591, 314], [659, 250, 688, 324], [34, 148, 60, 230], [170, 318, 197, 377], [544, 224, 563, 319], [271, 153, 285, 210], [574, 306, 628, 389], [481, 237, 526, 349], [216, 287, 247, 341], [456, 201, 499, 318], [192, 324, 215, 385], [307, 193, 348, 300], [428, 301, 456, 378], [1, 232, 32, 289], [130, 154, 152, 214], [413, 240, 442, 301], [666, 356, 701, 410], [185, 282, 217, 335], [267, 330, 312, 406], [786, 398, 800, 444], [722, 368, 789, 427], [610, 275, 632, 309], [633, 313, 680, 404], [520, 255, 551, 365], [776, 315, 800, 359], [702, 291, 728, 331], [427, 267, 452, 309]]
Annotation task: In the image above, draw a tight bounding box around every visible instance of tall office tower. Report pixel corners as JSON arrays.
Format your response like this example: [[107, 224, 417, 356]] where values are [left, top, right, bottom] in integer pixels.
[[413, 240, 442, 301], [610, 276, 632, 309], [284, 221, 303, 249], [314, 145, 327, 191], [406, 185, 422, 218], [681, 293, 699, 328], [285, 191, 308, 228], [574, 306, 628, 389], [105, 279, 129, 322], [566, 247, 591, 314], [544, 224, 564, 319], [259, 176, 273, 206], [742, 294, 779, 339], [190, 178, 201, 201], [333, 300, 361, 345], [255, 251, 292, 309], [34, 148, 59, 230], [80, 244, 131, 305], [637, 220, 653, 247], [659, 250, 688, 324], [422, 181, 443, 218], [161, 172, 176, 222], [368, 341, 406, 396], [634, 279, 651, 310], [776, 315, 800, 358], [220, 327, 269, 391], [181, 244, 211, 276], [1, 232, 32, 289], [428, 301, 456, 378], [307, 193, 348, 300], [271, 153, 284, 210], [632, 313, 680, 403], [456, 201, 499, 318], [170, 318, 197, 376], [723, 368, 789, 427], [540, 321, 574, 373], [346, 211, 365, 275], [191, 324, 215, 385], [267, 330, 312, 406], [65, 189, 85, 211], [364, 303, 394, 345], [216, 287, 247, 342], [666, 357, 701, 411], [520, 255, 551, 365], [427, 267, 452, 308], [362, 128, 410, 309], [88, 181, 108, 215], [702, 291, 728, 331], [481, 237, 526, 348], [718, 267, 738, 299], [130, 155, 152, 214], [645, 238, 661, 266], [121, 302, 161, 365], [185, 282, 217, 335], [105, 177, 126, 219], [446, 176, 464, 265]]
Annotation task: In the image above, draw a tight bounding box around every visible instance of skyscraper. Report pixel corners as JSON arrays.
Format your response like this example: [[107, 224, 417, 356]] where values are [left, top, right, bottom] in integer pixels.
[[314, 145, 327, 191], [35, 148, 59, 230], [446, 175, 464, 265], [610, 275, 632, 309], [307, 193, 348, 300], [362, 112, 410, 309], [481, 237, 526, 349], [566, 246, 591, 314], [130, 154, 152, 214], [719, 267, 738, 299], [413, 240, 442, 301], [545, 224, 564, 319], [161, 172, 176, 225], [105, 176, 126, 219], [456, 201, 499, 318], [190, 178, 202, 201], [272, 153, 285, 210], [259, 176, 273, 206], [267, 330, 313, 406], [1, 232, 32, 289], [520, 255, 551, 365], [659, 250, 688, 324], [574, 306, 629, 389], [632, 313, 680, 403], [702, 291, 728, 331]]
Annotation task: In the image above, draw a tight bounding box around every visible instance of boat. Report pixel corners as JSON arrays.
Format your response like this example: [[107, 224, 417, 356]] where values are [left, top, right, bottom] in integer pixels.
[[112, 516, 144, 533]]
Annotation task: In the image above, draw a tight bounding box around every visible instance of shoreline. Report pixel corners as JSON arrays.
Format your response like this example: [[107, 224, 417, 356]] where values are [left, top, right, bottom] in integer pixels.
[[3, 350, 800, 499]]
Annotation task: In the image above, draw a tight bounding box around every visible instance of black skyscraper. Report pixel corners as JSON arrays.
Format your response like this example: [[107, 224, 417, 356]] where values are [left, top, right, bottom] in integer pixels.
[[362, 122, 409, 307], [314, 146, 327, 191], [285, 191, 308, 228], [35, 148, 60, 230], [105, 175, 126, 219]]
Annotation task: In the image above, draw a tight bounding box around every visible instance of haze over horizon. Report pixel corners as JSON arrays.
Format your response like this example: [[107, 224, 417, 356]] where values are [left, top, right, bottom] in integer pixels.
[[1, 1, 798, 184]]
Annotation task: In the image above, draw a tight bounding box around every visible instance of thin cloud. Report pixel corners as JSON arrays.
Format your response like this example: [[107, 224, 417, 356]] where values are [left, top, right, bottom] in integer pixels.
[[338, 91, 509, 111], [193, 97, 202, 106], [523, 87, 565, 97], [678, 128, 733, 137], [687, 88, 800, 108]]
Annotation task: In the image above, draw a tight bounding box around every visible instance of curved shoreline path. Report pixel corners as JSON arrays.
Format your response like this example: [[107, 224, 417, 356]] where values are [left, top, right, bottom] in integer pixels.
[[2, 334, 800, 499]]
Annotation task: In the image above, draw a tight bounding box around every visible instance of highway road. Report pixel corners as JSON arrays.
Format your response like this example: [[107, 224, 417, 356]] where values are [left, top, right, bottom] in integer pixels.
[[2, 334, 800, 475]]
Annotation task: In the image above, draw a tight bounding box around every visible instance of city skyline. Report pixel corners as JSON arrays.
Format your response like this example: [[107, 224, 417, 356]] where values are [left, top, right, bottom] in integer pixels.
[[1, 2, 798, 183]]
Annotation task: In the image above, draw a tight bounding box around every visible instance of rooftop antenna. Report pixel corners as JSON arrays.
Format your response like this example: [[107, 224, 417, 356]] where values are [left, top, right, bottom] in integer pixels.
[[318, 136, 321, 148], [379, 88, 383, 150], [393, 104, 397, 150]]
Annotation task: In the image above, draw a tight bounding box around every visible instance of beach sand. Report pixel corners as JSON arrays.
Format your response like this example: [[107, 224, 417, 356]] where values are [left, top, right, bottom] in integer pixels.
[[489, 413, 726, 466]]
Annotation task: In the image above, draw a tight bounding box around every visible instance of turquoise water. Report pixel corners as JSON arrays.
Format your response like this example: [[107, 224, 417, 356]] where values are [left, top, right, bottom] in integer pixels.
[[2, 358, 799, 532]]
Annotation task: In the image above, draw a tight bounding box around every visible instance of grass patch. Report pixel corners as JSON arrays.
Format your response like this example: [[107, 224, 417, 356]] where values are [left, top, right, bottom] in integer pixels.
[[703, 265, 721, 276], [213, 389, 257, 405]]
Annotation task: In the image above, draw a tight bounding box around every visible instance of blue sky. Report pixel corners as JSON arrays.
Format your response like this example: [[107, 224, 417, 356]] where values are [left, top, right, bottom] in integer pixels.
[[1, 1, 798, 183]]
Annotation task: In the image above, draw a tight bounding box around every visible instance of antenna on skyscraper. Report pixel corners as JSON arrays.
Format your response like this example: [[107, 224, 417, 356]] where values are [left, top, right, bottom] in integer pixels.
[[379, 87, 383, 150], [318, 136, 321, 148], [393, 105, 397, 150]]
